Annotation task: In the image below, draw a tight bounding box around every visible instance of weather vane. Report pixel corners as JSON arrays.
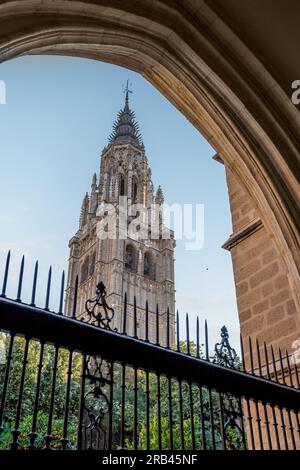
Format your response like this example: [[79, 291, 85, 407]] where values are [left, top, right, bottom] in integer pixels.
[[123, 79, 133, 96]]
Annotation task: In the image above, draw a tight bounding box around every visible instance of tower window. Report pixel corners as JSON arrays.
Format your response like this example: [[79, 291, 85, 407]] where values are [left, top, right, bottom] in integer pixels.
[[81, 255, 89, 283], [125, 244, 136, 270], [133, 181, 138, 203], [120, 176, 125, 196], [144, 252, 155, 279]]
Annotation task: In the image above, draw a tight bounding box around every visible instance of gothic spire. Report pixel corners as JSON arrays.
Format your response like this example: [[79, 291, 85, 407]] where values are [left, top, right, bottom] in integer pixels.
[[155, 185, 164, 205], [108, 83, 143, 148]]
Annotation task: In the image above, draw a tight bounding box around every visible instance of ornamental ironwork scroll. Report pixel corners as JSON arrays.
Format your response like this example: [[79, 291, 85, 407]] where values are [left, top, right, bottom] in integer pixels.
[[80, 282, 114, 450], [84, 281, 117, 331], [214, 326, 245, 450], [81, 355, 113, 450]]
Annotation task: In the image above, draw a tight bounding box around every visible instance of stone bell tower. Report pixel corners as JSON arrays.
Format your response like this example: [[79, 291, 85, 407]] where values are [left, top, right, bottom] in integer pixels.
[[65, 87, 175, 343]]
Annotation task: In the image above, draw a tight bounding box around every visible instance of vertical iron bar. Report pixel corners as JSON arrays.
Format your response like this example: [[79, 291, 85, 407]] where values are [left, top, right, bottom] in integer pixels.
[[145, 300, 149, 342], [30, 261, 38, 307], [1, 250, 10, 298], [72, 275, 78, 319], [279, 348, 296, 450], [271, 345, 279, 381], [44, 266, 52, 311], [157, 373, 162, 450], [249, 337, 263, 450], [186, 313, 190, 355], [294, 362, 300, 388], [271, 346, 288, 449], [198, 386, 206, 450], [256, 339, 272, 450], [286, 351, 300, 444], [205, 320, 209, 361], [0, 334, 15, 434], [292, 363, 300, 442], [178, 379, 184, 450], [238, 397, 247, 450], [16, 255, 24, 302], [145, 370, 150, 450], [176, 310, 180, 352], [156, 304, 159, 346], [208, 388, 216, 450], [44, 345, 59, 449], [167, 377, 173, 450], [264, 342, 280, 450], [133, 296, 138, 339], [189, 383, 196, 450], [108, 362, 114, 450], [11, 337, 30, 450], [133, 366, 138, 450], [240, 335, 255, 449], [166, 307, 170, 349], [77, 354, 86, 450], [196, 317, 200, 358], [121, 364, 126, 448], [58, 270, 65, 315], [122, 293, 127, 334], [29, 341, 45, 449], [61, 349, 73, 450], [218, 392, 226, 450]]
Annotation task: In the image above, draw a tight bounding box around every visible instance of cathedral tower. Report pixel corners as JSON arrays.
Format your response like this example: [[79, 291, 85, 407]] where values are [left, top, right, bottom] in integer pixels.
[[65, 89, 175, 343]]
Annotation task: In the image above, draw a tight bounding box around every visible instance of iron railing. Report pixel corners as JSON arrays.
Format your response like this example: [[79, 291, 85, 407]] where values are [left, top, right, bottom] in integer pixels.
[[0, 251, 300, 451]]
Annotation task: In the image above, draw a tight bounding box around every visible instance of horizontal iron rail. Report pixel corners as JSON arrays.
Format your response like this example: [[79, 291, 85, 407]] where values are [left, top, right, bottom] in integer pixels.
[[0, 297, 299, 411]]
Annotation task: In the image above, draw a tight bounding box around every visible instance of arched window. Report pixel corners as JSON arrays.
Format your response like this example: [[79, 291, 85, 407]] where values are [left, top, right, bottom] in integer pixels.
[[120, 176, 125, 196], [89, 251, 96, 276], [132, 179, 138, 203], [144, 252, 155, 280], [125, 244, 136, 270], [81, 255, 89, 283]]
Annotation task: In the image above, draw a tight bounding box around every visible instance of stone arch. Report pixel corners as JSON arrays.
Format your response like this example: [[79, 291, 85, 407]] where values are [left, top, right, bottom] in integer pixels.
[[0, 0, 299, 316]]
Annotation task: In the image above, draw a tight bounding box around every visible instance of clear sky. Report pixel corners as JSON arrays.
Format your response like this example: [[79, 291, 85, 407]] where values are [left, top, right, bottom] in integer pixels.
[[0, 55, 240, 351]]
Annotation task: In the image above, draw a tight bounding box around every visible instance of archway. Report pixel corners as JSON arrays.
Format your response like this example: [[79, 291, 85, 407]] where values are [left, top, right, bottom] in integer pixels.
[[0, 0, 299, 335]]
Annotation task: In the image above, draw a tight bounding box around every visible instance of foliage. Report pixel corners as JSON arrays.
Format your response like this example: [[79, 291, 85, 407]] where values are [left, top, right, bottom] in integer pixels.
[[0, 335, 244, 450]]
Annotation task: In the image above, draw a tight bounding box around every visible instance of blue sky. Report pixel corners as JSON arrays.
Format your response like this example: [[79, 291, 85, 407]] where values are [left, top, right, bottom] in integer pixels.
[[0, 55, 240, 351]]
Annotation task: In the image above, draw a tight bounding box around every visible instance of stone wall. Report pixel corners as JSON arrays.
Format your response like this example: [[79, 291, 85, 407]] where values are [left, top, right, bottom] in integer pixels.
[[223, 166, 300, 363]]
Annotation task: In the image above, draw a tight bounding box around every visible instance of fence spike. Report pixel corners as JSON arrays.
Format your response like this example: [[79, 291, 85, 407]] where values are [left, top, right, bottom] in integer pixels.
[[176, 310, 180, 352], [145, 299, 149, 342], [30, 261, 38, 307], [1, 250, 11, 298], [122, 292, 127, 334], [196, 316, 200, 358], [186, 313, 190, 355], [133, 296, 137, 339], [58, 270, 65, 315], [44, 266, 52, 311], [156, 304, 159, 345], [166, 306, 170, 349], [271, 345, 279, 382], [240, 334, 246, 371], [16, 255, 25, 302], [205, 319, 209, 361], [248, 336, 254, 374], [72, 274, 78, 319]]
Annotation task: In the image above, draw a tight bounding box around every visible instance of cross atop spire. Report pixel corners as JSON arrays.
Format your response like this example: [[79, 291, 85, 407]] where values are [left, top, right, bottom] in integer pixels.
[[123, 79, 133, 106]]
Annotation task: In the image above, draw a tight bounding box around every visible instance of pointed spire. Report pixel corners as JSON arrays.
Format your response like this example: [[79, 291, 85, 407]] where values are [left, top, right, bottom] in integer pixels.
[[79, 192, 89, 229], [107, 83, 143, 148], [91, 172, 97, 191], [155, 185, 164, 205]]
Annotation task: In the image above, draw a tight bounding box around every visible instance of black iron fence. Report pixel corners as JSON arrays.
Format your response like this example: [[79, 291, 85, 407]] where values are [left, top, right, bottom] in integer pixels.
[[0, 251, 300, 450]]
